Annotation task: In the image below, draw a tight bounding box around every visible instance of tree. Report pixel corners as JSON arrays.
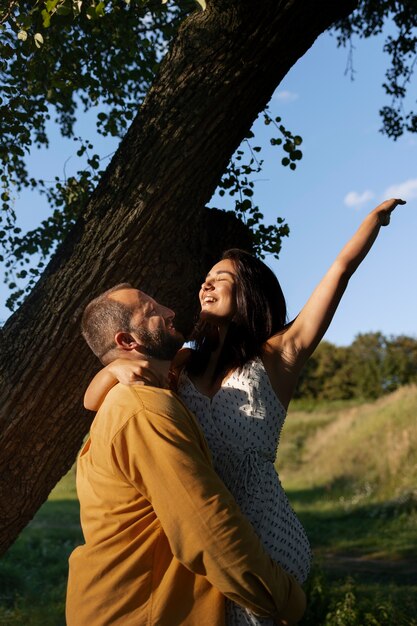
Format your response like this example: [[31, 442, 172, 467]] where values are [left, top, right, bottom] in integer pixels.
[[384, 334, 417, 391], [349, 332, 387, 398], [0, 0, 296, 309], [2, 1, 417, 308], [0, 0, 362, 554], [295, 332, 417, 402], [294, 341, 356, 401], [336, 0, 417, 139]]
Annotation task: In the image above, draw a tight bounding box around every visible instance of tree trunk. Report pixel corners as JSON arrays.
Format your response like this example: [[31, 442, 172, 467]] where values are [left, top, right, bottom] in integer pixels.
[[0, 0, 358, 553]]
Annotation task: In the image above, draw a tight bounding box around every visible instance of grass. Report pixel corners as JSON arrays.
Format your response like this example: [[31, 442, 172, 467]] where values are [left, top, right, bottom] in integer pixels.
[[281, 385, 417, 625], [0, 467, 82, 626], [280, 385, 417, 497], [1, 387, 416, 624]]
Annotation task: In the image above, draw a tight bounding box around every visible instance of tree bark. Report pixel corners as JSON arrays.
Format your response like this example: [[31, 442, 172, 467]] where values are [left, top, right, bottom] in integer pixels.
[[0, 0, 358, 553]]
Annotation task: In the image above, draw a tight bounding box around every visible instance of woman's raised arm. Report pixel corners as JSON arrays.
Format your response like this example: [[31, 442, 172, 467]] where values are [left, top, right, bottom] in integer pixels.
[[267, 198, 405, 375]]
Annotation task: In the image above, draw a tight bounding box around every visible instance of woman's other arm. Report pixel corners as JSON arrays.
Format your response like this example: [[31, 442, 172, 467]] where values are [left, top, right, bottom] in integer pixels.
[[266, 199, 405, 384]]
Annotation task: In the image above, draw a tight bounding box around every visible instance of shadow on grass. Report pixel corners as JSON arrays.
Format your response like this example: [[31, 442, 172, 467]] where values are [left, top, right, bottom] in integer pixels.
[[285, 485, 417, 586]]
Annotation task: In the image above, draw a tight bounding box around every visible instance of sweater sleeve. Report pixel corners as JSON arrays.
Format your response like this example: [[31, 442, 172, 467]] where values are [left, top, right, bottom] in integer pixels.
[[111, 386, 305, 624]]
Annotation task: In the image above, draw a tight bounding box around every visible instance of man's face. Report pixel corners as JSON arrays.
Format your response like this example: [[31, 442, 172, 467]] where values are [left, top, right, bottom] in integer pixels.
[[109, 288, 184, 360]]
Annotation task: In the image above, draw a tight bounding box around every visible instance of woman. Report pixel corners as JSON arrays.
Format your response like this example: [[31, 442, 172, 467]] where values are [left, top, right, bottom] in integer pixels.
[[85, 198, 405, 626]]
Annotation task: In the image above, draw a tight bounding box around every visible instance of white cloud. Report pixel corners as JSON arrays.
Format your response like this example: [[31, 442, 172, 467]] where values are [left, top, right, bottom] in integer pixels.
[[383, 178, 417, 201], [273, 90, 299, 103], [344, 190, 375, 210]]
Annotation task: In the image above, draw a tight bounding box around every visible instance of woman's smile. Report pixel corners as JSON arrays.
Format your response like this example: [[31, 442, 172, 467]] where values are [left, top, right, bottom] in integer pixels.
[[199, 259, 236, 321]]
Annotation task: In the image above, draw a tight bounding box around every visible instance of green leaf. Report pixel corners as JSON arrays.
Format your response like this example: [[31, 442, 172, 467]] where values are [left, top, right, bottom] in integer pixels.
[[86, 6, 96, 19], [46, 0, 60, 11], [34, 33, 44, 48], [195, 0, 206, 9], [1, 44, 14, 59], [18, 15, 33, 28], [239, 199, 252, 211], [72, 0, 83, 16], [95, 2, 106, 17], [56, 5, 72, 15], [41, 10, 52, 28]]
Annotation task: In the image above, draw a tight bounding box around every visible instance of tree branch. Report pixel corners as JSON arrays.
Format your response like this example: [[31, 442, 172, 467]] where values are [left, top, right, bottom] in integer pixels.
[[0, 0, 18, 25]]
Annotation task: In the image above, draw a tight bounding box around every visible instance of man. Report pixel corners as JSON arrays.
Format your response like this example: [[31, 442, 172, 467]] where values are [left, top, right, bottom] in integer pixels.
[[66, 284, 306, 626]]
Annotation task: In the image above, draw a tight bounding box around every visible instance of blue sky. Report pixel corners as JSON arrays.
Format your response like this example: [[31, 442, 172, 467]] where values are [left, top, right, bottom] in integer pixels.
[[2, 25, 416, 345], [232, 28, 417, 346]]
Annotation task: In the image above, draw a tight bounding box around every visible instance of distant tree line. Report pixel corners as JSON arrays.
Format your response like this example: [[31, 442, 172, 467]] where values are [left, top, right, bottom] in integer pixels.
[[295, 333, 417, 401]]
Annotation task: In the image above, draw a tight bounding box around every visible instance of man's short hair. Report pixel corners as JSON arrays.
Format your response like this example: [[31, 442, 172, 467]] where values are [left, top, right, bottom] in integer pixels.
[[81, 283, 135, 364]]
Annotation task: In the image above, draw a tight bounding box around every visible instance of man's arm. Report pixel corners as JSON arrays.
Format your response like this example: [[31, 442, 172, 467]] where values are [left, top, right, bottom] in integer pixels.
[[110, 385, 306, 625]]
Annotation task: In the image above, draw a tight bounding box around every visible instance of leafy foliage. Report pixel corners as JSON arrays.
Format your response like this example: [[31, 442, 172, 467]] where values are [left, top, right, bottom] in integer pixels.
[[212, 110, 304, 259], [0, 0, 300, 311], [0, 0, 191, 308], [302, 572, 417, 626], [295, 332, 417, 401], [334, 0, 417, 139]]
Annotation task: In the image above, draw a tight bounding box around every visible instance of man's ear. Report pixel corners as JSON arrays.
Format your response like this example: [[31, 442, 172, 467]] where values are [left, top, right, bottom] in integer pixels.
[[114, 332, 140, 352]]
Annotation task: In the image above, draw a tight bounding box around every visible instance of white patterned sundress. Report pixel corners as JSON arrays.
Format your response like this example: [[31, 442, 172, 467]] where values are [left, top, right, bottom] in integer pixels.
[[178, 357, 312, 626]]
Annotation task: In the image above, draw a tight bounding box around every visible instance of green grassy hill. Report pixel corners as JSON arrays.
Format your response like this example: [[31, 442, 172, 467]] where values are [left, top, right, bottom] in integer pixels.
[[280, 385, 417, 503], [280, 386, 417, 625], [0, 386, 416, 625]]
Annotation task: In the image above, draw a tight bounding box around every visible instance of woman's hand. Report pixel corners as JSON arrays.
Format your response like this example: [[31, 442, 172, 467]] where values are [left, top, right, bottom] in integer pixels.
[[107, 357, 170, 389], [264, 196, 406, 407], [372, 197, 406, 226], [84, 357, 170, 412]]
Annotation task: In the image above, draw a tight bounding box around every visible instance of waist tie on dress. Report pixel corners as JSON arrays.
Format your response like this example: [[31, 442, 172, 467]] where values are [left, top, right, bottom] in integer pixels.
[[233, 448, 274, 499]]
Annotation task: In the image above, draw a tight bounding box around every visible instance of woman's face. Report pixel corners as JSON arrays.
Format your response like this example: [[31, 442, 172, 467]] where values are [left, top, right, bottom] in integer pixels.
[[199, 259, 237, 323]]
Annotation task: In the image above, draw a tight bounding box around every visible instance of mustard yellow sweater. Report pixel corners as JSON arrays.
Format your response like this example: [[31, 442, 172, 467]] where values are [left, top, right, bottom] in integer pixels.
[[66, 384, 305, 625]]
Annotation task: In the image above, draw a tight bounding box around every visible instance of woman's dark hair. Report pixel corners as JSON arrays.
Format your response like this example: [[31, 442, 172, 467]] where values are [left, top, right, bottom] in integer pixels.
[[187, 249, 287, 380]]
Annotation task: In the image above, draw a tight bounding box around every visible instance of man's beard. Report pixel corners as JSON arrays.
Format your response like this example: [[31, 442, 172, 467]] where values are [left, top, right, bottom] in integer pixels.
[[135, 327, 184, 360]]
